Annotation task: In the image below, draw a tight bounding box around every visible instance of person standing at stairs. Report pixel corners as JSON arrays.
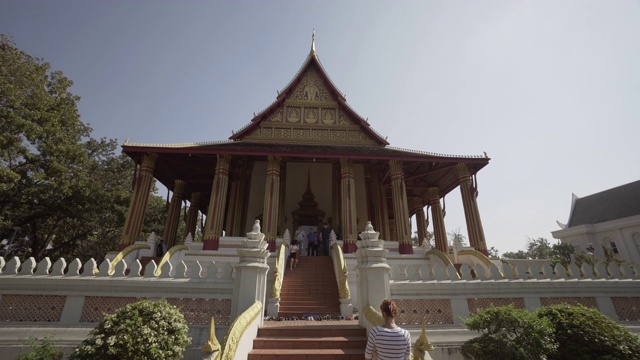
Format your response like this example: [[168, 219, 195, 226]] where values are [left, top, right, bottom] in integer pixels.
[[365, 299, 412, 360], [288, 239, 299, 270], [307, 230, 318, 256], [320, 223, 331, 256], [294, 226, 306, 256]]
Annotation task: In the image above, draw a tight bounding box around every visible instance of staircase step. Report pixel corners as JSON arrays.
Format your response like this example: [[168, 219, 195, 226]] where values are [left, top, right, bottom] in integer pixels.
[[253, 336, 366, 349], [258, 326, 365, 338], [249, 256, 364, 359], [248, 348, 364, 360]]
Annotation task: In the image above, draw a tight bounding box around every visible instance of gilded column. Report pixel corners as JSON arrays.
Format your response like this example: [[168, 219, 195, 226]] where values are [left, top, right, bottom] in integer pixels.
[[368, 164, 391, 240], [262, 156, 282, 252], [457, 163, 488, 256], [389, 160, 413, 254], [225, 158, 246, 237], [118, 152, 158, 250], [277, 161, 287, 238], [414, 201, 428, 247], [238, 162, 253, 235], [364, 166, 375, 229], [340, 159, 358, 253], [163, 180, 186, 248], [332, 161, 341, 232], [203, 155, 232, 250], [427, 187, 448, 253], [184, 192, 201, 241]]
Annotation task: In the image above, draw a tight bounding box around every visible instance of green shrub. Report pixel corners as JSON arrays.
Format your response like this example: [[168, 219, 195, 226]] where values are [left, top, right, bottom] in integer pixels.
[[70, 299, 191, 360], [461, 305, 556, 360], [537, 304, 640, 360], [17, 335, 63, 360]]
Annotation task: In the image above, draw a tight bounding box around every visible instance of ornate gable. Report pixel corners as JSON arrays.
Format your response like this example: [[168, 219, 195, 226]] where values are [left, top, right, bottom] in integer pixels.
[[230, 41, 388, 146]]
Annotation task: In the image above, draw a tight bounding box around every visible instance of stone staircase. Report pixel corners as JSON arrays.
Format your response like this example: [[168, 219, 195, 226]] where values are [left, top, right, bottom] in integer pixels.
[[248, 325, 367, 359], [278, 256, 341, 318], [248, 256, 367, 359]]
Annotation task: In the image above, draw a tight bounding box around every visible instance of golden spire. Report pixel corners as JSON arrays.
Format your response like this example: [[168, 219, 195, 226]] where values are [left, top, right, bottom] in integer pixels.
[[202, 317, 221, 354], [310, 28, 316, 56], [414, 318, 435, 352]]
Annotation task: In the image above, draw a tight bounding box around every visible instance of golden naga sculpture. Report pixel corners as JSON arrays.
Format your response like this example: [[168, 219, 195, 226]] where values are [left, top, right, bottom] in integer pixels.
[[154, 244, 189, 276], [331, 242, 351, 299], [413, 318, 435, 356], [107, 243, 150, 275], [363, 304, 384, 326], [270, 242, 286, 298], [202, 317, 221, 360], [220, 301, 262, 360]]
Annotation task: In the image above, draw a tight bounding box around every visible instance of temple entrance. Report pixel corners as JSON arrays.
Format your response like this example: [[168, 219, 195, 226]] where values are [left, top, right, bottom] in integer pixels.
[[291, 170, 325, 255]]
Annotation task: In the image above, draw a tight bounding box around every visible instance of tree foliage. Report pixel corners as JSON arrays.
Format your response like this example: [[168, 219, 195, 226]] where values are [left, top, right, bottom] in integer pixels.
[[70, 299, 191, 360], [537, 304, 640, 360], [461, 305, 556, 360], [501, 237, 577, 267], [16, 335, 63, 360], [462, 304, 640, 360], [0, 34, 138, 262]]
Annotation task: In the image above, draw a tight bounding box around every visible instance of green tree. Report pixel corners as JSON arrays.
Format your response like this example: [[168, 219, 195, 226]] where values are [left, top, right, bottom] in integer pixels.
[[501, 250, 529, 259], [0, 34, 135, 262], [448, 228, 466, 254], [461, 305, 556, 360], [549, 242, 574, 267], [70, 299, 191, 360], [487, 246, 500, 259], [526, 237, 552, 259], [16, 335, 63, 360], [140, 187, 167, 241], [537, 304, 640, 360]]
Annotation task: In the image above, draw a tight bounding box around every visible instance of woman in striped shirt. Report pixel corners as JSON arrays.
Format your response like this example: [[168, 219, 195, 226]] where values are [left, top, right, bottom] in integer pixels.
[[365, 299, 412, 360]]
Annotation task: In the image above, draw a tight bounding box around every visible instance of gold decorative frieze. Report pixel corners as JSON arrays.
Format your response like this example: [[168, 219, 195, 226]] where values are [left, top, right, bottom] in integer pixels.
[[286, 107, 301, 123], [290, 68, 333, 102], [321, 108, 336, 124], [245, 67, 380, 145], [285, 99, 338, 108], [244, 125, 377, 145], [269, 108, 283, 122]]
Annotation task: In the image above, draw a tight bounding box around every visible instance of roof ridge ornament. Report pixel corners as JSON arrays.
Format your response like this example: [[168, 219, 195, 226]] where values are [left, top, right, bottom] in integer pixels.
[[310, 28, 316, 56]]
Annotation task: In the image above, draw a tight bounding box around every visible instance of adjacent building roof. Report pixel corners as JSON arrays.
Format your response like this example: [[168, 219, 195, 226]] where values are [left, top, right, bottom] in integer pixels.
[[567, 180, 640, 227]]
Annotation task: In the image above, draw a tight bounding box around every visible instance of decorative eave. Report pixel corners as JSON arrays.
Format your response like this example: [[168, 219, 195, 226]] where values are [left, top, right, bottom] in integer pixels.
[[229, 40, 389, 146], [122, 140, 489, 163]]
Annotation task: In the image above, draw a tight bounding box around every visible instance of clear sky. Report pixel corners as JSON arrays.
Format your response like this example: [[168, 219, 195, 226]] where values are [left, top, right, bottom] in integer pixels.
[[2, 1, 639, 254]]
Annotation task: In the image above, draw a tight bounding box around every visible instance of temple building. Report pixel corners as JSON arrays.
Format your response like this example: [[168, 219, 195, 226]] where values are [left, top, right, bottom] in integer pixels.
[[117, 34, 491, 256], [552, 179, 640, 264]]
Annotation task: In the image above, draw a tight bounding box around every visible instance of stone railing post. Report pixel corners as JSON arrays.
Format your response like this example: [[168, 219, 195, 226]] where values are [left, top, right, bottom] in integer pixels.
[[356, 221, 391, 329], [231, 220, 270, 327]]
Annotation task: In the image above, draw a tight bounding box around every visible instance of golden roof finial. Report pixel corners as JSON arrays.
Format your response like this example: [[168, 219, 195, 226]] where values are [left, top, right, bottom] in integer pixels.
[[310, 28, 316, 56]]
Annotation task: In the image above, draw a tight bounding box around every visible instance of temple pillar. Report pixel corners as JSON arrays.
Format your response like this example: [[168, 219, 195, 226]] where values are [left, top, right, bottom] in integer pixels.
[[277, 161, 287, 238], [225, 158, 247, 237], [203, 155, 231, 250], [414, 201, 428, 247], [184, 192, 201, 240], [457, 163, 488, 256], [239, 161, 253, 236], [389, 160, 413, 254], [369, 164, 390, 240], [428, 187, 448, 253], [340, 159, 358, 253], [332, 161, 341, 234], [262, 156, 282, 252], [118, 152, 158, 250], [163, 180, 186, 248]]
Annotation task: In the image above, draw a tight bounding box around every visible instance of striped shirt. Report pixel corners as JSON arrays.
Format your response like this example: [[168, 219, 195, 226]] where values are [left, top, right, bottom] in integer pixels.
[[364, 325, 411, 360]]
